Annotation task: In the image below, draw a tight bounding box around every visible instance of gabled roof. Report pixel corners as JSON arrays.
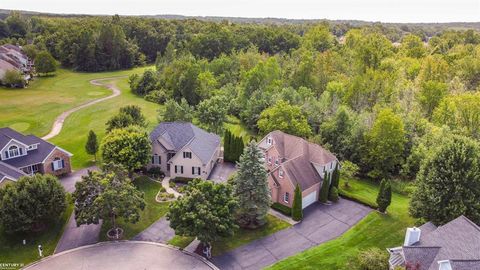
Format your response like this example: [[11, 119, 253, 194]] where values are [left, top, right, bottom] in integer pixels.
[[449, 260, 480, 270], [0, 161, 27, 181], [263, 130, 338, 191], [150, 122, 220, 165], [403, 216, 480, 270], [0, 127, 71, 168]]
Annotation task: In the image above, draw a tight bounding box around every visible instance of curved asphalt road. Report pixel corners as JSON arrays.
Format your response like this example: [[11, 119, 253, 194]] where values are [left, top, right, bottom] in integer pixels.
[[24, 241, 218, 270], [41, 76, 127, 140]]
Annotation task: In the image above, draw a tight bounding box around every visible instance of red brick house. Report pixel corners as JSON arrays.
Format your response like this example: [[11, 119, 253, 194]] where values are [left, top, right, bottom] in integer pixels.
[[258, 130, 338, 210], [0, 127, 72, 186]]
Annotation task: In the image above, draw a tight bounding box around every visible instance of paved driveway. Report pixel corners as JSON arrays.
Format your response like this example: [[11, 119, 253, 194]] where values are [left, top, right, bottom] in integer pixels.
[[54, 213, 102, 253], [59, 166, 98, 193], [25, 241, 217, 270], [212, 198, 371, 270], [132, 217, 175, 243], [208, 162, 236, 183]]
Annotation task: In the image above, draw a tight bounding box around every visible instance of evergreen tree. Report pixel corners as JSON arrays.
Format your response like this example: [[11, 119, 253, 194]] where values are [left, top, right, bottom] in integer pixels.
[[376, 179, 392, 213], [329, 187, 339, 203], [291, 184, 303, 221], [224, 129, 231, 162], [319, 172, 330, 203], [232, 141, 270, 228], [85, 130, 99, 161], [331, 163, 340, 189]]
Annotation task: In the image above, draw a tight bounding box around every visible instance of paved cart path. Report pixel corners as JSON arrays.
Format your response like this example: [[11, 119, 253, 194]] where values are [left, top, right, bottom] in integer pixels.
[[42, 76, 126, 140]]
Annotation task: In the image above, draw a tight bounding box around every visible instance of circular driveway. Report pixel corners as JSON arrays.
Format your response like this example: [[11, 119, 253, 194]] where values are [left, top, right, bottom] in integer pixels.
[[24, 241, 218, 270]]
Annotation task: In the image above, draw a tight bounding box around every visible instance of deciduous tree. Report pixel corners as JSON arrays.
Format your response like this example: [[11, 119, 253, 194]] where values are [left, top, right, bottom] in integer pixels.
[[258, 100, 312, 138], [167, 180, 237, 258], [0, 174, 66, 233], [410, 135, 480, 225], [85, 130, 99, 161]]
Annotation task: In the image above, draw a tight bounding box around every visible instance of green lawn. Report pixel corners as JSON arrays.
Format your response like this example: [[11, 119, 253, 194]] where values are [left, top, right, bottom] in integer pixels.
[[0, 67, 151, 138], [49, 73, 160, 169], [266, 178, 413, 270], [212, 214, 291, 256], [0, 199, 74, 267], [224, 115, 257, 143], [99, 176, 169, 241], [167, 235, 195, 249]]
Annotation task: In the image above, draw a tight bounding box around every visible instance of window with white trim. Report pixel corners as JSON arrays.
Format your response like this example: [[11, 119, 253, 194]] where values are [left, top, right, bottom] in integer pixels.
[[175, 165, 184, 174], [275, 158, 279, 165], [284, 192, 290, 203], [267, 137, 272, 145], [192, 166, 201, 175], [268, 157, 272, 164], [52, 158, 64, 171], [183, 152, 192, 159], [151, 154, 161, 164], [279, 169, 284, 178], [7, 145, 21, 158]]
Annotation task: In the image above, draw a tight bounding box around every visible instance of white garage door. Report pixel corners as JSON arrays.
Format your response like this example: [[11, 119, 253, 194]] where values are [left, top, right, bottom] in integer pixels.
[[302, 191, 317, 209]]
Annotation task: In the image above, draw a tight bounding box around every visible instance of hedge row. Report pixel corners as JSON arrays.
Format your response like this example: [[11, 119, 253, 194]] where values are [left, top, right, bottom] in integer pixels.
[[271, 203, 292, 216]]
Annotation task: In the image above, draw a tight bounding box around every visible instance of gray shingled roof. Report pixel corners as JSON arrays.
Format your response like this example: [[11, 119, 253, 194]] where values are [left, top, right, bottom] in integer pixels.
[[404, 216, 480, 270], [0, 161, 27, 181], [450, 260, 480, 270], [150, 122, 220, 165], [0, 128, 58, 168]]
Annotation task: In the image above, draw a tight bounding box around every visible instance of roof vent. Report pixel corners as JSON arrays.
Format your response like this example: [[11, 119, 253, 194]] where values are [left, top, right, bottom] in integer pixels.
[[404, 227, 421, 246]]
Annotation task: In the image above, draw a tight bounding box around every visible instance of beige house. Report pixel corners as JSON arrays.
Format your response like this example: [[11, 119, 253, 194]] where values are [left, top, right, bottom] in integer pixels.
[[258, 130, 338, 210], [149, 122, 221, 180]]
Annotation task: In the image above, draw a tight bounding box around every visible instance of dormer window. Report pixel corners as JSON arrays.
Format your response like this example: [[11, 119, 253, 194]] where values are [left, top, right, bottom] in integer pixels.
[[7, 145, 22, 158]]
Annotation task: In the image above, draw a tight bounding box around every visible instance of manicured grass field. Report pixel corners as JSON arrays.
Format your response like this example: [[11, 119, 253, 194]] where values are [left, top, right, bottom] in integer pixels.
[[49, 75, 160, 169], [212, 214, 291, 256], [0, 198, 74, 267], [167, 235, 195, 249], [266, 178, 413, 270], [224, 115, 257, 143], [0, 67, 151, 137], [99, 176, 169, 241]]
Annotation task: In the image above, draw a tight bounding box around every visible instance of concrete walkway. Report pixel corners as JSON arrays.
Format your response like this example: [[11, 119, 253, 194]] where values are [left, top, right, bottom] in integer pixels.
[[25, 241, 218, 270], [212, 199, 371, 270], [268, 209, 299, 226], [42, 76, 126, 140], [54, 212, 102, 254], [162, 177, 181, 198], [132, 217, 175, 243]]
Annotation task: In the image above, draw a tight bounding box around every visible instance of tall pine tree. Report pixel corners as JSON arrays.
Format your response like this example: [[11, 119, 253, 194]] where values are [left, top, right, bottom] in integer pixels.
[[224, 129, 232, 161], [232, 141, 270, 228], [85, 130, 99, 162], [376, 179, 392, 213], [319, 172, 330, 203], [291, 184, 303, 221]]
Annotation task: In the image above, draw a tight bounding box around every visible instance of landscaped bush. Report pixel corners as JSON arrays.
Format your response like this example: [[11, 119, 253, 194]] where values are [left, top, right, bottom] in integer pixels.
[[173, 177, 194, 184], [145, 89, 167, 104], [157, 192, 175, 202], [355, 247, 389, 270], [169, 181, 176, 188], [159, 186, 166, 193], [271, 203, 292, 217], [147, 167, 164, 178]]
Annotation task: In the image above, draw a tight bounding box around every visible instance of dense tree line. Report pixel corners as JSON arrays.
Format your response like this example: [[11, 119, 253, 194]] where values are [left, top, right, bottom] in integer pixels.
[[2, 11, 480, 225]]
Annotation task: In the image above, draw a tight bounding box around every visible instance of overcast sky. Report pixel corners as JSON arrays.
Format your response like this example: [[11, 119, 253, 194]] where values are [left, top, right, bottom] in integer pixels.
[[2, 0, 480, 23]]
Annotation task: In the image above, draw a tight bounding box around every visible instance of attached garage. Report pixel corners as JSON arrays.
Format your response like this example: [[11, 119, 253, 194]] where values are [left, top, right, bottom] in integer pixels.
[[302, 191, 317, 209]]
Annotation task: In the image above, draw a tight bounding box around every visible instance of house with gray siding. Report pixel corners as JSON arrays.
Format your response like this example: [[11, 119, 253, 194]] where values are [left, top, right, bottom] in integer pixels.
[[149, 122, 221, 180]]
